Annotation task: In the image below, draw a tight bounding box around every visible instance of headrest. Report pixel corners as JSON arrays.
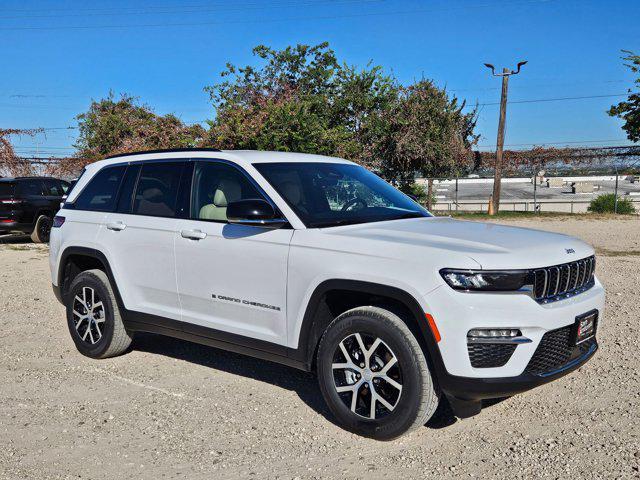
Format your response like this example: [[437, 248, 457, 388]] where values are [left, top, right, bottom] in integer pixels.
[[142, 188, 163, 202], [213, 179, 241, 207], [280, 181, 302, 205]]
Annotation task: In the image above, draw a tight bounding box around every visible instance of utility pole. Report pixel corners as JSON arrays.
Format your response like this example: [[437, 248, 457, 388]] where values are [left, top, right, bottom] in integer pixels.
[[614, 165, 619, 214], [484, 61, 527, 215]]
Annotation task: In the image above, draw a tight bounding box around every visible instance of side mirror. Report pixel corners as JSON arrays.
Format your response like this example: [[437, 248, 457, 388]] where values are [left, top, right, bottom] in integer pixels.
[[227, 199, 288, 229]]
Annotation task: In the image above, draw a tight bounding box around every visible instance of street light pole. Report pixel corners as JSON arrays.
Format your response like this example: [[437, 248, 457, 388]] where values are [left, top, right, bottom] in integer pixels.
[[484, 61, 527, 215]]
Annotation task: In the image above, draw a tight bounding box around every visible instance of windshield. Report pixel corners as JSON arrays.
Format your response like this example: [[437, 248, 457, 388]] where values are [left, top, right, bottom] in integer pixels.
[[0, 182, 15, 197], [254, 162, 430, 228]]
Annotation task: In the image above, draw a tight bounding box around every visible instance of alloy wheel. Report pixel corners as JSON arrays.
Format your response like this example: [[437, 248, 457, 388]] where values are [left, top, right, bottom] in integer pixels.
[[72, 286, 106, 345], [332, 332, 403, 419], [38, 218, 51, 241]]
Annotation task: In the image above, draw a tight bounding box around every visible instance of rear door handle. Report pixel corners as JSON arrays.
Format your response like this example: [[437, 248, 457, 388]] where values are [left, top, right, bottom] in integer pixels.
[[106, 221, 126, 231], [181, 229, 207, 240]]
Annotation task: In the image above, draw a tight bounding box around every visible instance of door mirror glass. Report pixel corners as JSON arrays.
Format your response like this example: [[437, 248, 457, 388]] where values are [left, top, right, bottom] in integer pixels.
[[227, 199, 287, 228]]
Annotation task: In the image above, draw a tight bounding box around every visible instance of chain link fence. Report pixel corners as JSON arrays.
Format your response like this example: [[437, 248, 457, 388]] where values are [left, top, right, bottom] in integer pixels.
[[417, 165, 640, 214]]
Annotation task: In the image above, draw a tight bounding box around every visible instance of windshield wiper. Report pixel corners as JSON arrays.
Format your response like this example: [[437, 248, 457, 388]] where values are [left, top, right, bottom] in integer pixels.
[[309, 219, 361, 228], [392, 212, 426, 220], [309, 213, 426, 228]]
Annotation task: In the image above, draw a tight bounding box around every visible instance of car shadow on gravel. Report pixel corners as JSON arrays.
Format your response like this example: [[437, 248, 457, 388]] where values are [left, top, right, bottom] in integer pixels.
[[132, 333, 463, 432], [132, 333, 336, 422], [0, 234, 32, 244]]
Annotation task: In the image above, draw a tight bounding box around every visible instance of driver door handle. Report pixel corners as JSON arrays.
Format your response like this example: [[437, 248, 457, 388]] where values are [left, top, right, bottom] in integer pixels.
[[181, 229, 207, 240], [106, 221, 126, 231]]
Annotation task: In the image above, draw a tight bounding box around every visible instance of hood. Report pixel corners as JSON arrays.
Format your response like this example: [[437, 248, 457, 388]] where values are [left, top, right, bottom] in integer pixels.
[[322, 217, 594, 269]]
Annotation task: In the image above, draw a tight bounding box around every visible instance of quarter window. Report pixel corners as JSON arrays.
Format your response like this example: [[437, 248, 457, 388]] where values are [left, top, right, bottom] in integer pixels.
[[43, 179, 64, 196], [192, 162, 266, 222], [74, 166, 126, 212], [132, 162, 184, 218]]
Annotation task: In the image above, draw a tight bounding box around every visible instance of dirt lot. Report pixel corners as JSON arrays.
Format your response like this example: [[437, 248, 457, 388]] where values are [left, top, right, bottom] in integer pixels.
[[1, 217, 639, 479]]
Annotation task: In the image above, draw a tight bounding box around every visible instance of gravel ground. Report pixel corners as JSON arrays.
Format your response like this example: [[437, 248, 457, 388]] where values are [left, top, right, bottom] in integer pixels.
[[1, 217, 639, 479]]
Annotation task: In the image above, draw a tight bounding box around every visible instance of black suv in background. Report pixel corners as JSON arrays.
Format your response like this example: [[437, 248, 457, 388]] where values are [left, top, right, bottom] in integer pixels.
[[0, 177, 70, 242]]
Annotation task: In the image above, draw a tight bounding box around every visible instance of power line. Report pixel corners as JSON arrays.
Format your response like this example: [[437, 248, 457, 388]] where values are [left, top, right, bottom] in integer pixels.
[[0, 0, 356, 14], [448, 79, 628, 93], [477, 139, 633, 148], [2, 92, 629, 117], [0, 0, 380, 20], [475, 93, 630, 107], [0, 0, 555, 31]]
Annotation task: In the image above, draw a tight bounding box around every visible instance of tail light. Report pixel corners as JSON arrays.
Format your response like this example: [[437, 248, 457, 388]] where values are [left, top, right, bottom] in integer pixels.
[[52, 216, 66, 228]]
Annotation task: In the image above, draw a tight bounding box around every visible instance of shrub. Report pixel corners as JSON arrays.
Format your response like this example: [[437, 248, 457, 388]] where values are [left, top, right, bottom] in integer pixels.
[[588, 193, 636, 214], [402, 182, 436, 207]]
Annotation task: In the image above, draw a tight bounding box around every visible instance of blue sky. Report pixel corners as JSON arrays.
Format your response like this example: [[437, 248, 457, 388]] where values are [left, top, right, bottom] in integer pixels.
[[1, 0, 638, 157]]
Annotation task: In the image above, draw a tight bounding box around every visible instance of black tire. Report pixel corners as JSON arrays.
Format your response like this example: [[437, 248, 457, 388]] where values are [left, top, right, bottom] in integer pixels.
[[31, 215, 52, 243], [317, 306, 439, 440], [65, 269, 132, 359]]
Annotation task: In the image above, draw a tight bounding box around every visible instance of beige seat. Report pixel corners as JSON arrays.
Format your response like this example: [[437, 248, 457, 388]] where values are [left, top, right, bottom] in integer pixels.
[[136, 187, 174, 217], [280, 180, 308, 215], [199, 178, 241, 221]]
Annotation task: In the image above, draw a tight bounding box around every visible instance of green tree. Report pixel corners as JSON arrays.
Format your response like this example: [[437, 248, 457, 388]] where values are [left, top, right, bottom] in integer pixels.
[[204, 43, 341, 154], [203, 43, 398, 161], [75, 93, 205, 162], [204, 43, 478, 190], [374, 79, 479, 189], [608, 50, 640, 142]]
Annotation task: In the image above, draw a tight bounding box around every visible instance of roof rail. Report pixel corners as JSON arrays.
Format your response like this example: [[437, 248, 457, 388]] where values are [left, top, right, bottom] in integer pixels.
[[15, 176, 58, 180], [105, 147, 222, 160]]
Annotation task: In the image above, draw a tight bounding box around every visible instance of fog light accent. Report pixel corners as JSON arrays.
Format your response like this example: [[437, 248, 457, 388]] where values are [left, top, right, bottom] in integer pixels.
[[468, 328, 521, 339], [467, 328, 531, 345]]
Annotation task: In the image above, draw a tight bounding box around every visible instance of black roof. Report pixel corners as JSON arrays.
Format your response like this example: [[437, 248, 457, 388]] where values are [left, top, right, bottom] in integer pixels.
[[105, 147, 222, 160], [0, 176, 62, 182]]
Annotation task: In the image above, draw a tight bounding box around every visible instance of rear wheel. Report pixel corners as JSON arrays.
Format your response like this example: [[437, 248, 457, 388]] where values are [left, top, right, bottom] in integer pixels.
[[31, 215, 52, 243], [65, 269, 132, 359], [317, 306, 439, 440]]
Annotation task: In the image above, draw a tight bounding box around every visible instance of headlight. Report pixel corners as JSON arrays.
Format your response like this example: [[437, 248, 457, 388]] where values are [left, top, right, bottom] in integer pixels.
[[440, 269, 531, 292]]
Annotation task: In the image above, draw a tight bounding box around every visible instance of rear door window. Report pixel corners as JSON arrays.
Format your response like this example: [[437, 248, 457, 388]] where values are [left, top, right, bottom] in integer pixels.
[[17, 179, 44, 197], [74, 165, 126, 212], [132, 162, 185, 218]]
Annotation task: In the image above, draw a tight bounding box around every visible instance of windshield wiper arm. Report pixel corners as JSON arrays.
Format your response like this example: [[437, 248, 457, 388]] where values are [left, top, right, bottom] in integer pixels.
[[393, 212, 425, 220]]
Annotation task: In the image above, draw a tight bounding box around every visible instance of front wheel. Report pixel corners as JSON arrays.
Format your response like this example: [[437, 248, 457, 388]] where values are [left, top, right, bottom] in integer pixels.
[[317, 306, 440, 440]]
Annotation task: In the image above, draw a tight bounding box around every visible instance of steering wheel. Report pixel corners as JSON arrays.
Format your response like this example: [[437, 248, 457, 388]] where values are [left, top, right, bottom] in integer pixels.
[[341, 197, 367, 212]]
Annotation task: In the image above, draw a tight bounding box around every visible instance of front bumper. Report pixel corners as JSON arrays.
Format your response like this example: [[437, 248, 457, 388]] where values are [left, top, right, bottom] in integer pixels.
[[420, 277, 604, 415], [423, 277, 605, 379], [438, 338, 597, 418], [441, 339, 597, 401]]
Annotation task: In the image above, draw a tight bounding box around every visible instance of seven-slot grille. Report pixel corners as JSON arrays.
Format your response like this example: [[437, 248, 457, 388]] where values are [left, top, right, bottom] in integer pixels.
[[532, 256, 595, 303]]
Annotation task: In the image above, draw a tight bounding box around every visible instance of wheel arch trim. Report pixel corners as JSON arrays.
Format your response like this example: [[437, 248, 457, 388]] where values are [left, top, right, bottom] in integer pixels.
[[291, 279, 447, 378], [57, 246, 126, 311]]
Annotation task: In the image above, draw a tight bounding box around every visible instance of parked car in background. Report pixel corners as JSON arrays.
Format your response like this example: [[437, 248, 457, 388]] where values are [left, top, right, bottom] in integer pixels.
[[0, 176, 70, 242]]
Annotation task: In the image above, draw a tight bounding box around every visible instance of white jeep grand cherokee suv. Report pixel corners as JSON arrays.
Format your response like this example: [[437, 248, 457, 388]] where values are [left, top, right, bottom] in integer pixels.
[[49, 149, 604, 439]]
